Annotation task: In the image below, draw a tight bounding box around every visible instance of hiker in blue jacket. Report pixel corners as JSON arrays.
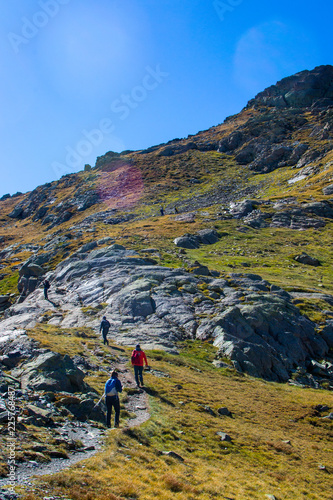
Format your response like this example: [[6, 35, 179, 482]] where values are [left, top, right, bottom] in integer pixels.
[[100, 316, 111, 346], [105, 370, 122, 428]]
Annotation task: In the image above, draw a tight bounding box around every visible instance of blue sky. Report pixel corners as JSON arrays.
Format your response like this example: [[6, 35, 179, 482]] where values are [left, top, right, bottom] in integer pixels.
[[0, 0, 331, 196]]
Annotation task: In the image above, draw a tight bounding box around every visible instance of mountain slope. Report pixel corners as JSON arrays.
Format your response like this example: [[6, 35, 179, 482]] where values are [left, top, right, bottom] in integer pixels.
[[0, 64, 333, 500], [0, 66, 333, 368]]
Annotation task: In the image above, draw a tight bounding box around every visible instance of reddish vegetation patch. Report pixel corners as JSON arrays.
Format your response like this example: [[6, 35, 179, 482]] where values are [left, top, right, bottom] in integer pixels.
[[96, 161, 144, 210]]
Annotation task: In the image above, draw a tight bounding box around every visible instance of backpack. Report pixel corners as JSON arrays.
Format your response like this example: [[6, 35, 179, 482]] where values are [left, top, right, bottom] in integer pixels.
[[102, 320, 110, 331], [44, 281, 50, 289], [131, 350, 141, 364], [105, 378, 118, 396]]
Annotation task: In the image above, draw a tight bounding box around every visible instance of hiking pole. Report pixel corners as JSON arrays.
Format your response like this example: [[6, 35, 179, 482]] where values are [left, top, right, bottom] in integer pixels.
[[93, 394, 105, 410]]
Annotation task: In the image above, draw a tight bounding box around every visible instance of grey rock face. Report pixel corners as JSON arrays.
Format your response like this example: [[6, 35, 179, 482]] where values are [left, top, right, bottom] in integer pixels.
[[218, 131, 244, 153], [270, 212, 326, 230], [1, 245, 332, 385], [321, 321, 333, 348], [0, 295, 11, 312], [12, 351, 87, 392], [323, 184, 333, 195], [248, 65, 333, 109]]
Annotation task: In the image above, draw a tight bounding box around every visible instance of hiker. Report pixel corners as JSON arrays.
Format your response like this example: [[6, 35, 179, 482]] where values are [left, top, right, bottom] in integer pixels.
[[160, 206, 164, 216], [105, 370, 122, 428], [174, 206, 179, 214], [131, 344, 148, 388], [43, 279, 50, 300], [100, 316, 111, 345]]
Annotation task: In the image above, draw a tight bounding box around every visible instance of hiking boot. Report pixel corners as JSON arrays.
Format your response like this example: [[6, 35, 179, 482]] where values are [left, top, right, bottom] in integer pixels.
[[114, 423, 119, 428]]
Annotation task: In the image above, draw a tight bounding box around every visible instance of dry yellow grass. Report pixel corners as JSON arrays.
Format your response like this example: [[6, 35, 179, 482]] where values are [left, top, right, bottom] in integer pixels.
[[16, 339, 333, 500]]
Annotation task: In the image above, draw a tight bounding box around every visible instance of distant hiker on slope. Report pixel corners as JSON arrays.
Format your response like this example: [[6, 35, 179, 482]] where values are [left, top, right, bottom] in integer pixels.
[[131, 344, 149, 388], [43, 279, 50, 300], [100, 316, 111, 346], [105, 370, 122, 428], [160, 206, 164, 216]]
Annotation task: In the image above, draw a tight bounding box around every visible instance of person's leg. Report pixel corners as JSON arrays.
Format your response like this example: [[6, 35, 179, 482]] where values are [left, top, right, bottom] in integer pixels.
[[138, 366, 144, 386], [114, 397, 120, 427], [106, 396, 112, 428], [134, 366, 140, 386], [44, 289, 48, 300]]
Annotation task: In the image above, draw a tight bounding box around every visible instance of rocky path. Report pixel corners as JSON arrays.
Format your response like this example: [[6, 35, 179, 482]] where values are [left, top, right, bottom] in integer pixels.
[[0, 349, 150, 491], [115, 355, 150, 428]]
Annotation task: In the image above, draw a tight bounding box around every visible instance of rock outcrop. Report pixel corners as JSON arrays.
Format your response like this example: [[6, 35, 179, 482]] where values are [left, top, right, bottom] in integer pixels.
[[174, 229, 220, 249], [1, 245, 332, 386], [0, 296, 11, 312], [247, 65, 333, 109], [11, 350, 88, 393]]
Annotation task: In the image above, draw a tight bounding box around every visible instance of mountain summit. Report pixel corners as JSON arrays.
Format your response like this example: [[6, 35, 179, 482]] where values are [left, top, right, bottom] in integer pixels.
[[247, 64, 333, 109]]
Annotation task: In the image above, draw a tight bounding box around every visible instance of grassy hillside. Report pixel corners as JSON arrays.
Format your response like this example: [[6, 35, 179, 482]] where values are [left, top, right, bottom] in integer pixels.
[[16, 329, 333, 500], [1, 68, 333, 499]]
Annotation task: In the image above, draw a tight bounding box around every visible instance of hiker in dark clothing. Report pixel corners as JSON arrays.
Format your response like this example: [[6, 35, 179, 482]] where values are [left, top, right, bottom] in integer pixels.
[[131, 344, 148, 387], [43, 279, 50, 300], [105, 370, 122, 428], [160, 206, 164, 216], [100, 316, 111, 345]]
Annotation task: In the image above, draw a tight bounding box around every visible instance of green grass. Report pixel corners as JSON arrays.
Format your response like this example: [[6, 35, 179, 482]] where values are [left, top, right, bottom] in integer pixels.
[[0, 271, 19, 296]]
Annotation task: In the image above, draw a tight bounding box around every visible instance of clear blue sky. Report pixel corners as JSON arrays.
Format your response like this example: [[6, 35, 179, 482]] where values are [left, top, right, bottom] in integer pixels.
[[0, 0, 332, 196]]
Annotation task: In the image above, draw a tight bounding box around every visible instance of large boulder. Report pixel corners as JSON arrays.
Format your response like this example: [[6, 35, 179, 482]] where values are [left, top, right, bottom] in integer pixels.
[[174, 229, 220, 249], [229, 200, 254, 218], [196, 229, 220, 244], [55, 394, 105, 423], [174, 234, 201, 249], [294, 252, 321, 266], [12, 351, 87, 392]]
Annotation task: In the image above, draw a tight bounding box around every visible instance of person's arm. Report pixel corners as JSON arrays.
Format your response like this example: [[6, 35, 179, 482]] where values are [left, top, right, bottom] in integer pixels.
[[116, 379, 122, 393], [143, 352, 148, 366]]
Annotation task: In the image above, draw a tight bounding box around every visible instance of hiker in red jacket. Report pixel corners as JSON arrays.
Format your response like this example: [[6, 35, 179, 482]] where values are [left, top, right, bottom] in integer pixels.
[[131, 344, 148, 388]]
